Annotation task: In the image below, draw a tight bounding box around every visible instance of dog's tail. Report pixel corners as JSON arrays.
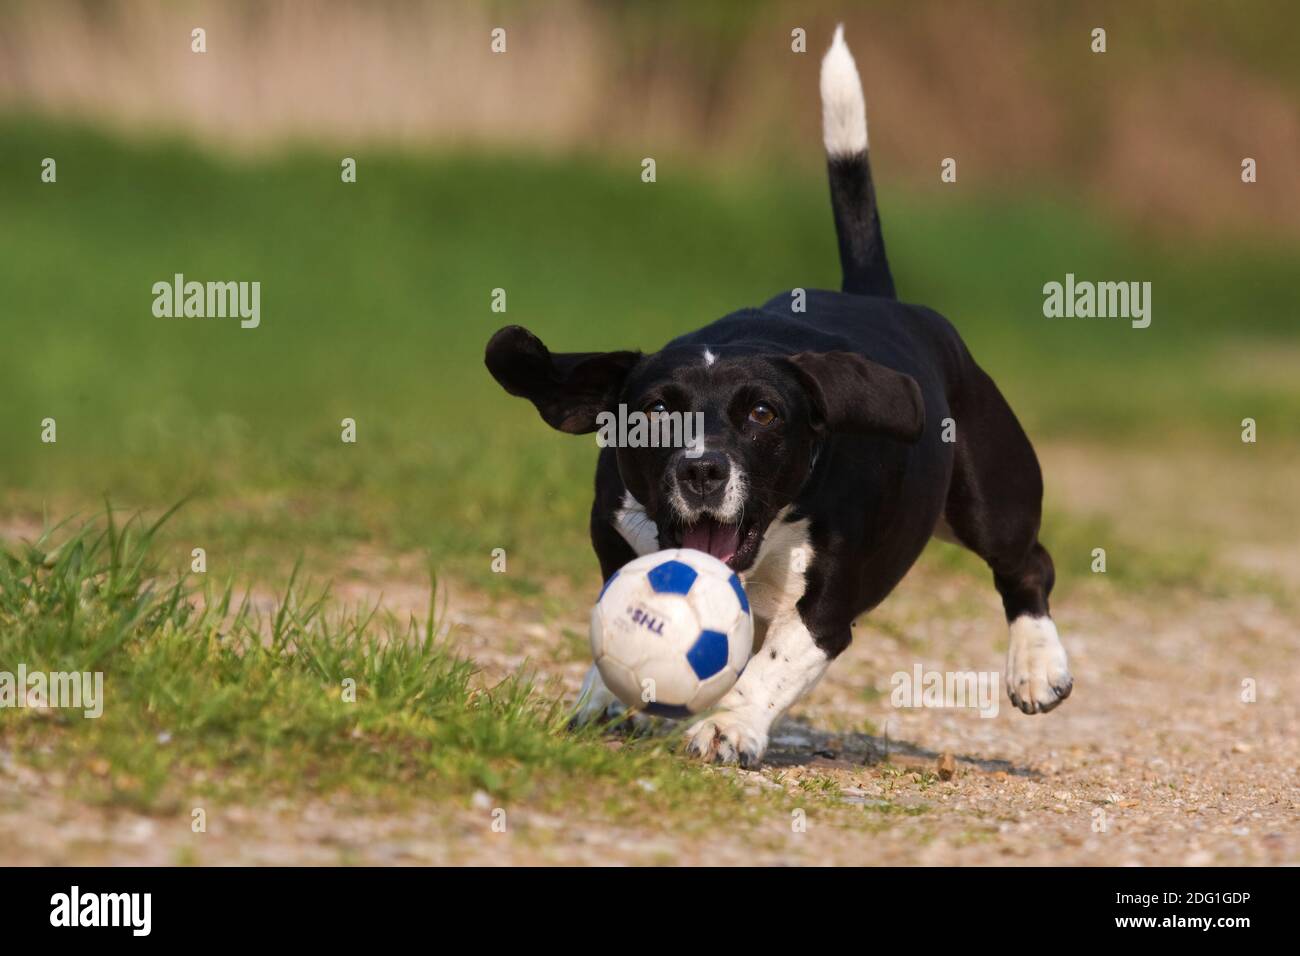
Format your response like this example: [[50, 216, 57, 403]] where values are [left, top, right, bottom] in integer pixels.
[[821, 25, 895, 299]]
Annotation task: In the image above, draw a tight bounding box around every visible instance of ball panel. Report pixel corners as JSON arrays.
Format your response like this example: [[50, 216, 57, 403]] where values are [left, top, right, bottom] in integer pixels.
[[598, 617, 648, 672], [686, 628, 730, 681], [592, 573, 643, 663], [594, 655, 641, 708], [645, 559, 698, 596], [688, 671, 733, 712], [690, 579, 740, 634], [641, 700, 695, 719], [728, 572, 750, 614], [646, 657, 700, 707]]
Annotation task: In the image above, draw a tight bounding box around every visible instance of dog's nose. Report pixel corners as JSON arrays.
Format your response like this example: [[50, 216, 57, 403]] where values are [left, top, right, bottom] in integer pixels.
[[675, 451, 730, 501]]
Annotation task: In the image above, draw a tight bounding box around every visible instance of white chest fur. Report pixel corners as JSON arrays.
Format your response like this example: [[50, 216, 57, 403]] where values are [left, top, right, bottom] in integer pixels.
[[739, 506, 813, 623]]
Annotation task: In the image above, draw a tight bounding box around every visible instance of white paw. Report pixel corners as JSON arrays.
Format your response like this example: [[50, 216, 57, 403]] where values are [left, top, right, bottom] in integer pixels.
[[684, 709, 769, 767], [1006, 615, 1073, 714], [571, 664, 618, 726], [570, 664, 656, 733]]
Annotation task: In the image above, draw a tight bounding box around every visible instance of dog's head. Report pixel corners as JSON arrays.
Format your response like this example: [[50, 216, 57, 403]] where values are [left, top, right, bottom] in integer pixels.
[[485, 325, 924, 572]]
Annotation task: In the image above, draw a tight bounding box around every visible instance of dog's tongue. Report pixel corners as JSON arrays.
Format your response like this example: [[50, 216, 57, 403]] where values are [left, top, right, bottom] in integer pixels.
[[681, 519, 741, 565]]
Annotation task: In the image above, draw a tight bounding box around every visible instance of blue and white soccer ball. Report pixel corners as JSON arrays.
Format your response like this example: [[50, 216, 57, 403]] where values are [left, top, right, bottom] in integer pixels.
[[590, 549, 753, 717]]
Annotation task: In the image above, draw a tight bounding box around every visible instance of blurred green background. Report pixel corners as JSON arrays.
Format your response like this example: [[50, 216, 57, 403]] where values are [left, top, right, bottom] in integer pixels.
[[1, 0, 1297, 591]]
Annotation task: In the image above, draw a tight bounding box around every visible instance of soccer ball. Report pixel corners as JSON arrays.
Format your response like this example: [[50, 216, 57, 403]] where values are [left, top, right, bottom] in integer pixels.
[[590, 549, 753, 717]]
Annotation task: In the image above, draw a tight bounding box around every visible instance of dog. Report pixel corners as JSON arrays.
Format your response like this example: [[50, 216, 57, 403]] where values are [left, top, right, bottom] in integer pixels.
[[484, 26, 1071, 767]]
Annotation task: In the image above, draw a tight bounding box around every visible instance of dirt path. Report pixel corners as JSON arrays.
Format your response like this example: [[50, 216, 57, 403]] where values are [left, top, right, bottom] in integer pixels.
[[2, 443, 1296, 865]]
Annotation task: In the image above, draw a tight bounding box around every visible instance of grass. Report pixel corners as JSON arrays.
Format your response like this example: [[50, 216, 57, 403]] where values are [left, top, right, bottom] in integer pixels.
[[2, 117, 1299, 594], [0, 506, 752, 819]]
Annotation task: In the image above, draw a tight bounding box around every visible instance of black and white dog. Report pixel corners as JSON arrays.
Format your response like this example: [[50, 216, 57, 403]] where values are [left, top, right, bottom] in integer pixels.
[[485, 27, 1071, 766]]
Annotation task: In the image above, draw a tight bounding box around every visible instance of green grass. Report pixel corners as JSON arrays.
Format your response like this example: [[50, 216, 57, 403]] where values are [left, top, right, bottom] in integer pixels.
[[0, 507, 751, 818], [1, 116, 1298, 596]]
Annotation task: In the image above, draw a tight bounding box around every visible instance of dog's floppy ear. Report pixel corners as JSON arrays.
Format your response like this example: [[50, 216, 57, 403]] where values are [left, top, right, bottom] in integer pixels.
[[786, 351, 925, 442], [485, 325, 641, 434]]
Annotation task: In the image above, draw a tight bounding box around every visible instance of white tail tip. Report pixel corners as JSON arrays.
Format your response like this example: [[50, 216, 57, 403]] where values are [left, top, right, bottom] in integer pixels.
[[819, 24, 868, 157]]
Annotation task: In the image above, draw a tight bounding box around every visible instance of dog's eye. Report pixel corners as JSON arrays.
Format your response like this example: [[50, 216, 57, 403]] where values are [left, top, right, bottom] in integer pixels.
[[644, 400, 668, 415], [748, 403, 776, 426]]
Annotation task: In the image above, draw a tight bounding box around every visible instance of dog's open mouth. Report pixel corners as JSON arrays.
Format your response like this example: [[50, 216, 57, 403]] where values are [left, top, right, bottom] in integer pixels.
[[673, 517, 764, 571]]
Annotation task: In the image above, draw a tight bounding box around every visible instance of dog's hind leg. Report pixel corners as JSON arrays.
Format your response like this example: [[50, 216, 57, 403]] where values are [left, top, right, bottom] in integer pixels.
[[940, 359, 1073, 714]]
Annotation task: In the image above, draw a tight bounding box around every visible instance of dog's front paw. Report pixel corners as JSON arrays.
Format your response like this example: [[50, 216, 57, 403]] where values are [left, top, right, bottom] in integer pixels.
[[570, 664, 619, 728], [1006, 615, 1073, 714], [684, 710, 769, 767], [569, 664, 656, 734]]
